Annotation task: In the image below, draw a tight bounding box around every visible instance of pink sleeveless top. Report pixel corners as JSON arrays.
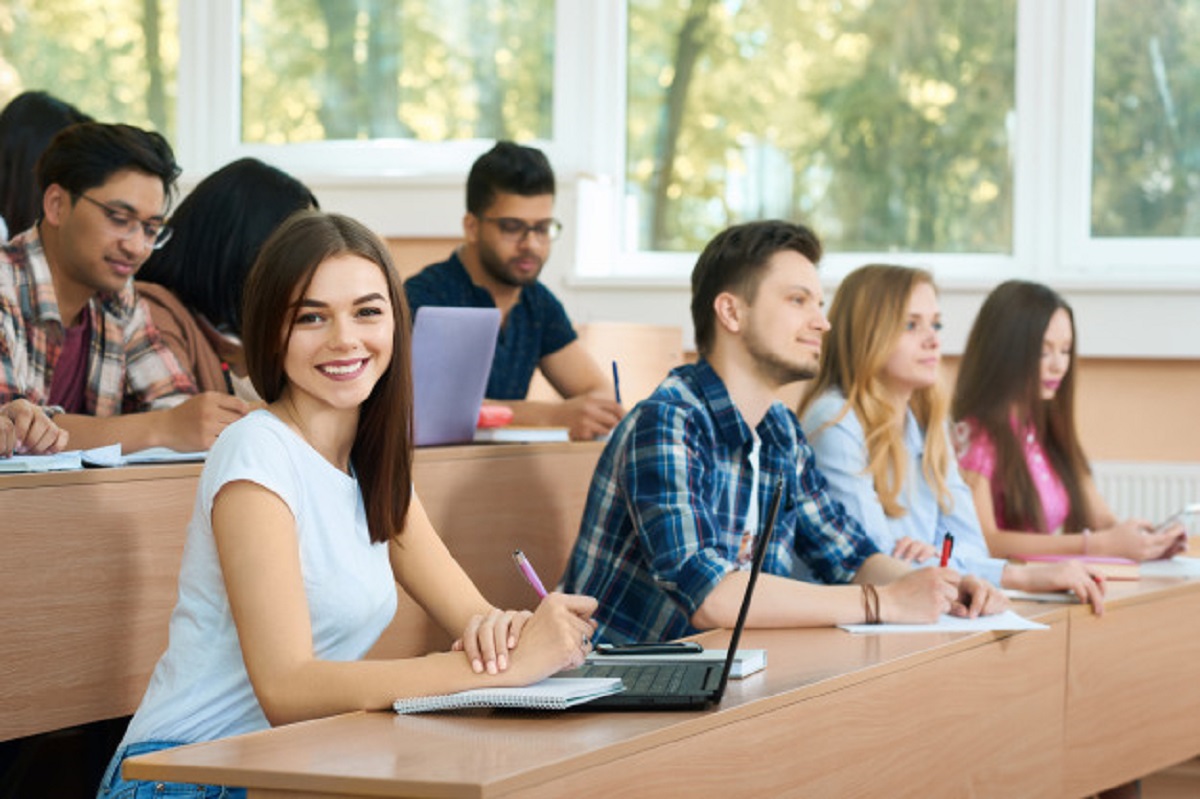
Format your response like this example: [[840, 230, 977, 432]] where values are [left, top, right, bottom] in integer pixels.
[[954, 419, 1070, 533]]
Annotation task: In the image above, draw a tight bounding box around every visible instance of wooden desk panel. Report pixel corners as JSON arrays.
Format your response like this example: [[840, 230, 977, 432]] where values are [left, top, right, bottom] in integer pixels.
[[1, 465, 199, 741], [124, 622, 1070, 798], [1064, 579, 1200, 796], [0, 442, 604, 741]]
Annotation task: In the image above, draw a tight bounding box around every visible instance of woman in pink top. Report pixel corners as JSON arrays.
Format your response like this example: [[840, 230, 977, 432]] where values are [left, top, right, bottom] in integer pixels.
[[953, 280, 1185, 562]]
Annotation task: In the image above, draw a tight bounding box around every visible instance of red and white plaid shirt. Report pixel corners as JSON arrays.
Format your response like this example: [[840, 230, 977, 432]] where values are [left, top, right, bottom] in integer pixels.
[[0, 226, 195, 416]]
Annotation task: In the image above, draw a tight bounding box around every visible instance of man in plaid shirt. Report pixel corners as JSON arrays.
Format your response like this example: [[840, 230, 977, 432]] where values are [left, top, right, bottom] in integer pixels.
[[0, 123, 247, 453], [560, 221, 1006, 644]]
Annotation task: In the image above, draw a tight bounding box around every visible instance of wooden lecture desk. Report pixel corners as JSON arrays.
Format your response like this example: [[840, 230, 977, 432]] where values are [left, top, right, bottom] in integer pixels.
[[0, 441, 605, 742], [122, 579, 1200, 799]]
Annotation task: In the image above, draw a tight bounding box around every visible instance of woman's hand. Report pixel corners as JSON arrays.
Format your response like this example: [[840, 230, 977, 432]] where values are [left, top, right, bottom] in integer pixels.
[[952, 575, 1010, 618], [891, 536, 937, 563], [501, 593, 599, 682], [452, 608, 533, 675], [1012, 562, 1106, 614], [1095, 519, 1186, 561]]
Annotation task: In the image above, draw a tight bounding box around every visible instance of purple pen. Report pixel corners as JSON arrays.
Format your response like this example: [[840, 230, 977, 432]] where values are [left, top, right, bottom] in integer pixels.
[[512, 549, 548, 598]]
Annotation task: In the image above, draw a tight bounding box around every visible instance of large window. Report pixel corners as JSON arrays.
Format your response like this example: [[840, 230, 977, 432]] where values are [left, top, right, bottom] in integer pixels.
[[625, 0, 1017, 255], [1091, 0, 1200, 238], [0, 0, 179, 139], [240, 0, 554, 144]]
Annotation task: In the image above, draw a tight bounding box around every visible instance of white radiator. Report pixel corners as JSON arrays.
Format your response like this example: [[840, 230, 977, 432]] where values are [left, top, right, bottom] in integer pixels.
[[1092, 461, 1200, 530]]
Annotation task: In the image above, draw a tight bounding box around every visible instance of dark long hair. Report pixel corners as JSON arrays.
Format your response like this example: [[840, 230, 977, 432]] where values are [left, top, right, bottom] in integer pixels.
[[0, 91, 92, 234], [952, 280, 1090, 532], [242, 211, 413, 544], [139, 157, 317, 335]]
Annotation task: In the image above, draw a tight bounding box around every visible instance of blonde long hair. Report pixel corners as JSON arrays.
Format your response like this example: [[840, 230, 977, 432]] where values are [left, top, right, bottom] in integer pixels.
[[799, 264, 951, 517]]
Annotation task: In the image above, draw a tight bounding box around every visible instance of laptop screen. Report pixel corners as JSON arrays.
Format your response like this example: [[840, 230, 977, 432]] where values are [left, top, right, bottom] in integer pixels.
[[411, 307, 501, 446]]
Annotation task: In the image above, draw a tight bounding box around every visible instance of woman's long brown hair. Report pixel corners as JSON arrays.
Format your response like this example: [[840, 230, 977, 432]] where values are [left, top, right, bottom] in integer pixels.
[[241, 210, 414, 544], [952, 280, 1090, 532]]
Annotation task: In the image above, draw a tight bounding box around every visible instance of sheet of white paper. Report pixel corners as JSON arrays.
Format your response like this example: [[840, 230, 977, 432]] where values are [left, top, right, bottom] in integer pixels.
[[1002, 589, 1081, 604], [839, 609, 1049, 635], [1139, 557, 1200, 578], [80, 445, 206, 467], [0, 450, 84, 473]]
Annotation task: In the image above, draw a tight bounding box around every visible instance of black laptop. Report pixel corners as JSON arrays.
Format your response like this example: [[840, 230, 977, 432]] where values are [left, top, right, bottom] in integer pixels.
[[561, 477, 782, 710]]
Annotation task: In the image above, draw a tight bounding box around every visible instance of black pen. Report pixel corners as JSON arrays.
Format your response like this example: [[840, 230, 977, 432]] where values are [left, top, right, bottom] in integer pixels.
[[611, 360, 622, 405]]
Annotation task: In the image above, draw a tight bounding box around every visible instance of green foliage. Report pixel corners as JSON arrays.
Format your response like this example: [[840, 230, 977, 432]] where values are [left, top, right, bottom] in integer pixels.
[[1092, 0, 1200, 237], [241, 0, 554, 143], [626, 0, 1018, 253], [0, 0, 179, 142]]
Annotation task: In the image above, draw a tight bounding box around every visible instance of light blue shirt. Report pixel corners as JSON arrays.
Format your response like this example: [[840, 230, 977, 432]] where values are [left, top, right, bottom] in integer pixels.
[[800, 390, 1006, 586]]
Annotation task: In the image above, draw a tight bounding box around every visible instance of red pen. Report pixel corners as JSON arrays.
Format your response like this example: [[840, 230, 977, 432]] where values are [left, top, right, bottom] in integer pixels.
[[939, 533, 955, 568]]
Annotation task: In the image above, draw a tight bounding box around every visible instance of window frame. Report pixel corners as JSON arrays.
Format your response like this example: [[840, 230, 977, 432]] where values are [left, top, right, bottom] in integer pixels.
[[167, 0, 1200, 358]]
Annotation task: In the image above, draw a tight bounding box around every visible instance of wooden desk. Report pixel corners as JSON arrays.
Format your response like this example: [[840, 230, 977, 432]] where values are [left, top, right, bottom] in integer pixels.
[[1064, 579, 1200, 796], [122, 618, 1070, 798], [122, 581, 1200, 798], [0, 442, 604, 741]]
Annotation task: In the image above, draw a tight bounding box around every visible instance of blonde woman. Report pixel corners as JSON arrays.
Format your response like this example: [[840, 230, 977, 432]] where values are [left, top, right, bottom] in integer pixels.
[[798, 265, 1104, 610]]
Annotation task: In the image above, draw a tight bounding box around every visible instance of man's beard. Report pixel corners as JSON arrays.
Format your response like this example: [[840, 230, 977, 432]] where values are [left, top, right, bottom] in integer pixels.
[[479, 243, 542, 288], [744, 327, 818, 387]]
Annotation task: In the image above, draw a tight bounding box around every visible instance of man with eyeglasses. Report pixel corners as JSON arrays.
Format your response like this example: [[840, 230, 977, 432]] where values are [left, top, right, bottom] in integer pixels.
[[0, 122, 248, 453], [404, 141, 624, 441]]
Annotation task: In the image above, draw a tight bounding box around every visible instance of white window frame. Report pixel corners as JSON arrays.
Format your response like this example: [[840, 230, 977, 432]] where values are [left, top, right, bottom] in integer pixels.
[[169, 0, 1200, 357]]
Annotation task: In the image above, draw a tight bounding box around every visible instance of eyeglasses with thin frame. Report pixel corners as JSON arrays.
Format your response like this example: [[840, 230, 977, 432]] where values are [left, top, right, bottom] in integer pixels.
[[478, 215, 563, 242], [78, 194, 173, 250]]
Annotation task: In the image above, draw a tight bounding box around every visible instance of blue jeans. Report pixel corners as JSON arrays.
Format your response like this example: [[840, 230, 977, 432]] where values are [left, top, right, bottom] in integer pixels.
[[96, 741, 246, 799]]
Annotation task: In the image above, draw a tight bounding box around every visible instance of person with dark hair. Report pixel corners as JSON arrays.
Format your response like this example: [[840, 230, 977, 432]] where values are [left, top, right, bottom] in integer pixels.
[[403, 141, 623, 440], [97, 210, 599, 798], [0, 90, 93, 241], [953, 280, 1185, 562], [798, 265, 1103, 612], [560, 221, 1004, 645], [0, 122, 249, 452], [136, 157, 318, 396]]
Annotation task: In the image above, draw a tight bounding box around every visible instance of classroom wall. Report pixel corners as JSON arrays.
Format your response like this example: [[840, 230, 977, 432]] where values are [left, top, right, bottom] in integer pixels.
[[388, 238, 1200, 465]]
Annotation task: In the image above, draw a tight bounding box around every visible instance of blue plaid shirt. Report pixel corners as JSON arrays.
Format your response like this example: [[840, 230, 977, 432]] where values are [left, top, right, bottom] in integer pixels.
[[559, 360, 881, 644], [403, 252, 577, 399]]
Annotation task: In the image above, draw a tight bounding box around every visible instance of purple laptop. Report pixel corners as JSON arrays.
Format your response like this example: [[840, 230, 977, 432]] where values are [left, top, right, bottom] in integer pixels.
[[411, 307, 501, 446]]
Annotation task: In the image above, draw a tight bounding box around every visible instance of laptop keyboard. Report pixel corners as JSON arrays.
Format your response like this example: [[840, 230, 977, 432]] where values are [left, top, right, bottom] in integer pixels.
[[576, 663, 697, 695]]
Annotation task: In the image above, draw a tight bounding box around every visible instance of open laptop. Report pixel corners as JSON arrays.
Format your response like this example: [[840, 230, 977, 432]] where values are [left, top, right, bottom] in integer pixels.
[[411, 307, 501, 446], [562, 476, 783, 710]]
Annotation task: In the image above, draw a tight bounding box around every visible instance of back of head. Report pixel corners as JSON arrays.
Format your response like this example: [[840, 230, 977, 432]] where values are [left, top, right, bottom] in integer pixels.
[[690, 219, 823, 357], [139, 157, 318, 334], [465, 141, 555, 214], [0, 91, 93, 234], [35, 121, 180, 205]]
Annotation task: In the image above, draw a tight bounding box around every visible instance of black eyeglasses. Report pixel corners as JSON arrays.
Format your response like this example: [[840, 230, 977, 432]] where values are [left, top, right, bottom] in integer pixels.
[[79, 194, 173, 250], [479, 216, 563, 242]]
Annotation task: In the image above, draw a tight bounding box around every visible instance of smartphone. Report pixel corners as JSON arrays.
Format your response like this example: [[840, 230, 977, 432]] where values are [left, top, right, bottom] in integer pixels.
[[594, 641, 704, 655], [1153, 503, 1200, 534]]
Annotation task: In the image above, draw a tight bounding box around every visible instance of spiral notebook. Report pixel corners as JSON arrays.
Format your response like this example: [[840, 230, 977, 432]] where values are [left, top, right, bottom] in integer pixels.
[[392, 677, 623, 714]]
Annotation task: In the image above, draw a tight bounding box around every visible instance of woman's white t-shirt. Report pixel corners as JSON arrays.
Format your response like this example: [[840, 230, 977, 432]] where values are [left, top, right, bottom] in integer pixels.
[[122, 410, 397, 745]]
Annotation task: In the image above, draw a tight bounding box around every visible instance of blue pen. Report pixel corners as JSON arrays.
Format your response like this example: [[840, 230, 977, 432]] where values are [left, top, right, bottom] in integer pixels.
[[611, 360, 622, 405]]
